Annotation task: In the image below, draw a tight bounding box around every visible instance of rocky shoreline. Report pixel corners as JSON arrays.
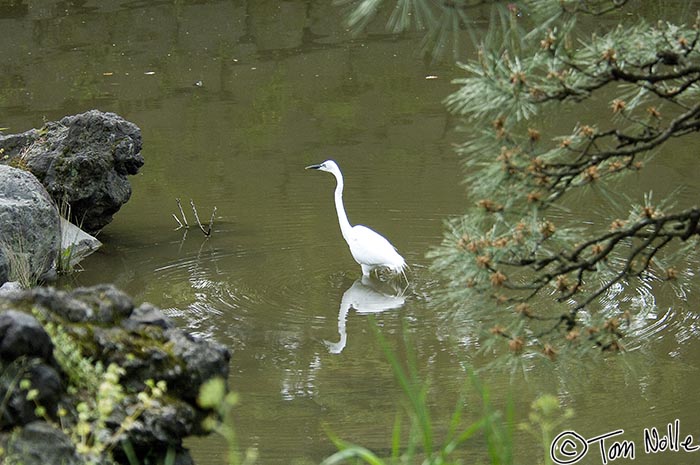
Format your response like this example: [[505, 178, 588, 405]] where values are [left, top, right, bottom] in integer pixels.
[[0, 110, 143, 234], [0, 111, 231, 464], [0, 110, 142, 284], [0, 284, 230, 465]]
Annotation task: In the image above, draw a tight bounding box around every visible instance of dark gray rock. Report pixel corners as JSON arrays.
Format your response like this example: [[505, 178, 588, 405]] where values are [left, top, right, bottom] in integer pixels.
[[123, 302, 174, 330], [0, 358, 62, 429], [25, 362, 63, 415], [124, 401, 197, 445], [28, 286, 96, 322], [4, 362, 63, 427], [69, 284, 134, 323], [18, 284, 133, 323], [111, 400, 196, 465], [0, 130, 38, 155], [0, 165, 60, 285], [0, 110, 144, 233], [0, 310, 53, 361], [166, 329, 231, 402], [2, 421, 88, 465], [0, 311, 61, 429]]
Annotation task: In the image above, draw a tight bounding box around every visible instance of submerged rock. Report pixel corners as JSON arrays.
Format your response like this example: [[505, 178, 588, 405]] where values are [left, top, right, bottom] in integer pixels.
[[0, 284, 231, 465], [0, 165, 60, 285], [0, 110, 144, 233]]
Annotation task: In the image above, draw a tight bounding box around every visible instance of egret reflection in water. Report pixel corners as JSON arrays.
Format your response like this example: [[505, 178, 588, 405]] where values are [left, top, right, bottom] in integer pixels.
[[324, 276, 406, 354]]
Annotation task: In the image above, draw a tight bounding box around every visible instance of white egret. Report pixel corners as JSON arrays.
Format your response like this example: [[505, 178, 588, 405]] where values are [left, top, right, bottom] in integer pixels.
[[306, 160, 407, 279]]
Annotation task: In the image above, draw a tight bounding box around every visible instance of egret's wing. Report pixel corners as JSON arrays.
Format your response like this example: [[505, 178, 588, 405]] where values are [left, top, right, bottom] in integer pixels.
[[348, 225, 404, 267]]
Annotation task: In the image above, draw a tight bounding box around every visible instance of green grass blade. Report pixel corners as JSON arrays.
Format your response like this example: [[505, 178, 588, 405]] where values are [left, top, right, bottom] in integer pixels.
[[391, 412, 402, 460], [320, 445, 386, 465], [372, 321, 433, 458], [120, 439, 139, 465]]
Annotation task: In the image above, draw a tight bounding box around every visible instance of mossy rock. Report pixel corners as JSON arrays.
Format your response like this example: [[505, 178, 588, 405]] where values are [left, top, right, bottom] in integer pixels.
[[0, 284, 230, 465]]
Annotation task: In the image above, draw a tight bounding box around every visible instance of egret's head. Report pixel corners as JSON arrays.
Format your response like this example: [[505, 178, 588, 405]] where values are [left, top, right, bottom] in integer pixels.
[[305, 160, 339, 174]]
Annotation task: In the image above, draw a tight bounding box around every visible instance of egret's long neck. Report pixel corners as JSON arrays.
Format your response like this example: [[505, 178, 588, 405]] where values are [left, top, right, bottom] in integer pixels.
[[332, 170, 353, 241]]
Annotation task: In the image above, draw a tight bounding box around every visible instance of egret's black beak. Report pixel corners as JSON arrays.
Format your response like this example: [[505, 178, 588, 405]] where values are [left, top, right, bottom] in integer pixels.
[[305, 163, 322, 170]]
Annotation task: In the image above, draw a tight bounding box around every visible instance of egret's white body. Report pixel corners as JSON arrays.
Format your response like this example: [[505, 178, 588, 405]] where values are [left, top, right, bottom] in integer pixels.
[[306, 160, 407, 278]]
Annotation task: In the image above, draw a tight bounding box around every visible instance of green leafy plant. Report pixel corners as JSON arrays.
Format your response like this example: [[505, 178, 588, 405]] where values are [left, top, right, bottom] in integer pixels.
[[197, 377, 258, 465], [519, 395, 574, 465], [37, 316, 103, 392], [70, 365, 166, 461]]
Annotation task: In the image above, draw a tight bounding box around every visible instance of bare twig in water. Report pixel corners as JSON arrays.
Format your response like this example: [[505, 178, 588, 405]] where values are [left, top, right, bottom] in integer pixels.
[[208, 206, 217, 236], [190, 199, 216, 236], [172, 198, 216, 236], [172, 198, 189, 230], [172, 213, 184, 230]]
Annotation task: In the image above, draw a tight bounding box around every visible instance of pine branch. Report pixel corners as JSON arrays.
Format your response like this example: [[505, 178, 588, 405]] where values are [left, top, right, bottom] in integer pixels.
[[430, 2, 700, 355]]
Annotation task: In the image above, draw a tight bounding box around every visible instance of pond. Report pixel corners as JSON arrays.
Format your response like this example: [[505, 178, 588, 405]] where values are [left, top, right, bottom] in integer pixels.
[[2, 1, 699, 464]]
